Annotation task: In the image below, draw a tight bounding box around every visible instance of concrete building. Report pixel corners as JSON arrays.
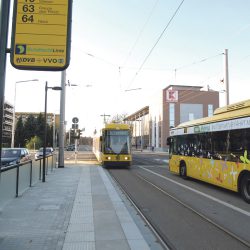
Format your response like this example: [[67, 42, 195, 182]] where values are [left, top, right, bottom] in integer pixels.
[[15, 112, 60, 128], [2, 102, 14, 147], [125, 85, 219, 151]]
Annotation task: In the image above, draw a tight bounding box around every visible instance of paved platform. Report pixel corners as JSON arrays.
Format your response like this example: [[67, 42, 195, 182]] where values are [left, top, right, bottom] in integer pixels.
[[0, 164, 163, 250]]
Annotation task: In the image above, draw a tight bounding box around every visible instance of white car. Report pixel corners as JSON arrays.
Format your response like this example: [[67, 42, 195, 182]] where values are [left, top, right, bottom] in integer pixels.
[[35, 147, 54, 159]]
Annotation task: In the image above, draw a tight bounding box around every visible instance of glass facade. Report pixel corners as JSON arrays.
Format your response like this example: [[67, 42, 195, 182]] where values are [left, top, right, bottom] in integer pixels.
[[169, 103, 175, 128], [180, 103, 203, 123], [208, 104, 213, 117]]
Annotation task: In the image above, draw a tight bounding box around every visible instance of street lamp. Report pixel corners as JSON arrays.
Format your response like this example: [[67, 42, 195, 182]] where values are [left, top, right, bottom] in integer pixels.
[[43, 81, 62, 182], [11, 79, 39, 147]]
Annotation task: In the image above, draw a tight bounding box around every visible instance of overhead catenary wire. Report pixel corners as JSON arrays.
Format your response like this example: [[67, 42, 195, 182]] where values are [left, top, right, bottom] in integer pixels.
[[77, 46, 225, 96], [174, 53, 223, 72], [126, 0, 185, 90], [174, 53, 224, 82], [78, 49, 223, 79], [171, 53, 225, 103], [121, 0, 160, 69]]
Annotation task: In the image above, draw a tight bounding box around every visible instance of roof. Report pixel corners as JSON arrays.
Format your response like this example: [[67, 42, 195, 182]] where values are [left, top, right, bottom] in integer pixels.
[[164, 85, 204, 91], [124, 106, 149, 121], [104, 123, 131, 130]]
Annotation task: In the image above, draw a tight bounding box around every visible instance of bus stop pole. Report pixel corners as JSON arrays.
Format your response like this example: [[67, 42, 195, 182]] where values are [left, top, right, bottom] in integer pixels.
[[58, 70, 66, 168], [0, 0, 11, 165]]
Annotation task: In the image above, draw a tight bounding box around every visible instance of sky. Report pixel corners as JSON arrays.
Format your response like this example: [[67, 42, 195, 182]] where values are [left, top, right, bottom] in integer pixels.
[[3, 0, 250, 136]]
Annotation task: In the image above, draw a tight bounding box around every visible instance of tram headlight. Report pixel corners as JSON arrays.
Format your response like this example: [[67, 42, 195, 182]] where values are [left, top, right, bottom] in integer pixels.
[[106, 156, 111, 160], [124, 156, 129, 160]]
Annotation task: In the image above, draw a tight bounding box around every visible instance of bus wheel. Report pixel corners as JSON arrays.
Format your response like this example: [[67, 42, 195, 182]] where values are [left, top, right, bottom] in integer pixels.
[[180, 162, 187, 179], [240, 173, 250, 203]]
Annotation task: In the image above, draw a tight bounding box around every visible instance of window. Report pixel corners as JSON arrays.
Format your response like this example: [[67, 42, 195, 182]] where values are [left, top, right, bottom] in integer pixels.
[[208, 104, 213, 117], [211, 131, 229, 160], [104, 130, 130, 154], [169, 103, 175, 128], [189, 113, 194, 121]]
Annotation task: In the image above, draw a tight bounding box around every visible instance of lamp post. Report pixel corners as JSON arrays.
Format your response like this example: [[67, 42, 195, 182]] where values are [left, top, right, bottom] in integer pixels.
[[53, 113, 57, 149], [11, 79, 39, 148], [43, 81, 62, 182]]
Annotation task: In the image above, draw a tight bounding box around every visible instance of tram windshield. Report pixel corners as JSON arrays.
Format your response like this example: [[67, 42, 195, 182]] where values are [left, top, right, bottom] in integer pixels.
[[104, 130, 130, 154]]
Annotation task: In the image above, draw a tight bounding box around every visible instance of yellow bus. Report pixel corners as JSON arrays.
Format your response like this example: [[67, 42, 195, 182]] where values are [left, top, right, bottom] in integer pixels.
[[93, 123, 132, 167], [167, 99, 250, 203]]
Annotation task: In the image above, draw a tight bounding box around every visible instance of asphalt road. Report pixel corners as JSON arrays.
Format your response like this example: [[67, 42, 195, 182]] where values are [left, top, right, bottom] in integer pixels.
[[64, 145, 97, 162], [61, 149, 250, 249], [107, 151, 250, 250]]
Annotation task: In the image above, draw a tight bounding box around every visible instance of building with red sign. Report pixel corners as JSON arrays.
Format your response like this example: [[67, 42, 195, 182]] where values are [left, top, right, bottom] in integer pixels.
[[124, 85, 219, 151]]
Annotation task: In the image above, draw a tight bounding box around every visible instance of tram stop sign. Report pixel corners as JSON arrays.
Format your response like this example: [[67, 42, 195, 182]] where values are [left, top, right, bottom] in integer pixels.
[[10, 0, 72, 71]]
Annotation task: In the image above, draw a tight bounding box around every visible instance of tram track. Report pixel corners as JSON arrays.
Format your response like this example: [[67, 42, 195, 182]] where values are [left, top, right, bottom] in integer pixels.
[[135, 172, 250, 249], [108, 166, 250, 250], [108, 169, 172, 250]]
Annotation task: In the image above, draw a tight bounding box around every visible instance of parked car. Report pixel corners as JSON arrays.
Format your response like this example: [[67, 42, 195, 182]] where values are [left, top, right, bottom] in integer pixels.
[[35, 147, 54, 159], [1, 148, 31, 167], [66, 145, 75, 151]]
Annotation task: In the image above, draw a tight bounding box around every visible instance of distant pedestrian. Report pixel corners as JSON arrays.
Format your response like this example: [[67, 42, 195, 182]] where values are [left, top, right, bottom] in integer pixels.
[[152, 146, 154, 151]]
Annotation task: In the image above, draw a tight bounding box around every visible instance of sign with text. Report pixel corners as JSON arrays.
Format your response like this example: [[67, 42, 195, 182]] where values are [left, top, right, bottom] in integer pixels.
[[11, 0, 72, 71]]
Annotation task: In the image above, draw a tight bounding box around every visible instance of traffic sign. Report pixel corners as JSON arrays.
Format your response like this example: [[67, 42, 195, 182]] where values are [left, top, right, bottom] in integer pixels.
[[72, 117, 79, 123], [72, 123, 78, 129], [11, 0, 72, 71]]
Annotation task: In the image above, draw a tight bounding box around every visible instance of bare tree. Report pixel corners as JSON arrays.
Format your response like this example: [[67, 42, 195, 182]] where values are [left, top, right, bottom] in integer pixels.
[[110, 113, 128, 123]]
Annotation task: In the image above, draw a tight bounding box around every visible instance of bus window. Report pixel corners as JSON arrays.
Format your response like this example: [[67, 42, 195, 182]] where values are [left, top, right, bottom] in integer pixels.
[[229, 129, 243, 161], [244, 128, 250, 160], [212, 131, 229, 160], [166, 137, 172, 146], [167, 137, 174, 156], [229, 128, 250, 162]]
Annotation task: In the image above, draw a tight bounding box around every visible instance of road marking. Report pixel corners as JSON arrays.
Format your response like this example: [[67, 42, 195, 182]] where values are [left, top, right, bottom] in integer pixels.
[[154, 158, 169, 163], [139, 166, 250, 217]]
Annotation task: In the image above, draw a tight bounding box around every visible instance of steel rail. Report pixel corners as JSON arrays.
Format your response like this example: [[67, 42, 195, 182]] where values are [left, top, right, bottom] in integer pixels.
[[136, 172, 250, 249], [108, 170, 171, 250]]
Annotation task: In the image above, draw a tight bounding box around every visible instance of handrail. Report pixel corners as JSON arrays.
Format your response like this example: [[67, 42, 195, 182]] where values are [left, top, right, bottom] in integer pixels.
[[0, 153, 57, 211]]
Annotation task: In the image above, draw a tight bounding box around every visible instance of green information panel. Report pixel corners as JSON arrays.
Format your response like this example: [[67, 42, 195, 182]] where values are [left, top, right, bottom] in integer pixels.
[[11, 0, 72, 71]]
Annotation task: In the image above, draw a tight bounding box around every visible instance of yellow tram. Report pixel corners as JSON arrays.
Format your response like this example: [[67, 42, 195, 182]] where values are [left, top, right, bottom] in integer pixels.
[[93, 123, 132, 167]]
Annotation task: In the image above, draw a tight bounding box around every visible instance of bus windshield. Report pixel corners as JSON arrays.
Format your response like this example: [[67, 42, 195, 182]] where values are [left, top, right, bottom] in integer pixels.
[[104, 130, 130, 154]]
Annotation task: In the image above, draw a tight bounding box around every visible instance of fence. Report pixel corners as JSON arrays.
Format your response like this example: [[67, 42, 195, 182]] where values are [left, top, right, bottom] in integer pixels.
[[0, 154, 57, 211]]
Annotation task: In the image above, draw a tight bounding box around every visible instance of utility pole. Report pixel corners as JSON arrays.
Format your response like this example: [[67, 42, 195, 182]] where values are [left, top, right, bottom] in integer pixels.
[[101, 114, 110, 124], [0, 0, 11, 166], [58, 70, 66, 168], [224, 49, 229, 105]]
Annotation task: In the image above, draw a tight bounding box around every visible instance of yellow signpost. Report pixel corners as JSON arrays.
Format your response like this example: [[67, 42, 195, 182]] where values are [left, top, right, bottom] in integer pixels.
[[11, 0, 72, 71]]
